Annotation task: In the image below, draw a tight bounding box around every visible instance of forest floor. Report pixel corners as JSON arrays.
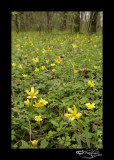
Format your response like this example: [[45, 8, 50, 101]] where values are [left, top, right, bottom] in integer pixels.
[[11, 31, 103, 149]]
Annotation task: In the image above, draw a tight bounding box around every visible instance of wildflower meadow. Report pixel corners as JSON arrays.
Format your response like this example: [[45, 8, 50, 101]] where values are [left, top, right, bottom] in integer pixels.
[[11, 11, 103, 149]]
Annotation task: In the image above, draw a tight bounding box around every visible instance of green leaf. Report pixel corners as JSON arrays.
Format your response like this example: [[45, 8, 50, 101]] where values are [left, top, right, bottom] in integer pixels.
[[87, 117, 102, 123], [75, 132, 82, 148], [40, 139, 49, 148], [57, 128, 61, 131], [48, 131, 56, 136], [81, 97, 89, 103], [85, 127, 90, 148], [94, 99, 100, 104], [97, 130, 102, 136], [50, 120, 59, 127], [11, 134, 16, 141], [70, 120, 76, 126], [59, 121, 64, 128]]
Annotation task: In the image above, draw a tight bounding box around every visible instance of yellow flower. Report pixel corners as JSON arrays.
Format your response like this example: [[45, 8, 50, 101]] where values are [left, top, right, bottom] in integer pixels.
[[38, 98, 48, 106], [25, 54, 28, 58], [25, 87, 39, 99], [46, 60, 49, 64], [31, 140, 38, 146], [30, 42, 34, 47], [42, 49, 46, 54], [34, 115, 43, 122], [64, 105, 82, 121], [12, 63, 16, 67], [32, 58, 36, 62], [58, 56, 61, 60], [55, 59, 60, 63], [94, 66, 97, 69], [48, 46, 50, 50], [33, 98, 48, 108], [74, 70, 78, 73], [22, 74, 27, 78], [16, 44, 20, 47], [88, 80, 95, 87], [17, 48, 22, 51], [55, 56, 62, 63], [36, 48, 39, 52], [24, 99, 30, 106], [18, 65, 22, 69], [35, 68, 39, 72], [32, 58, 39, 63], [88, 59, 91, 62], [47, 91, 52, 94], [35, 58, 39, 63], [73, 63, 76, 66], [85, 103, 95, 110], [52, 69, 55, 72], [24, 42, 28, 45], [51, 64, 55, 66], [94, 45, 96, 48], [41, 66, 45, 70], [72, 44, 77, 49], [33, 101, 43, 108], [16, 39, 21, 42]]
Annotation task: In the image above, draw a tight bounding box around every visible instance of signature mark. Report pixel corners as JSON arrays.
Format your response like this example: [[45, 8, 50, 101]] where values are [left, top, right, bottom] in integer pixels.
[[76, 149, 102, 159]]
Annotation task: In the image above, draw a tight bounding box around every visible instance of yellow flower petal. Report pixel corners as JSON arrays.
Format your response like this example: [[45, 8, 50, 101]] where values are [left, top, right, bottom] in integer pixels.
[[76, 113, 82, 119], [27, 96, 31, 99], [31, 140, 38, 146], [35, 115, 43, 122], [74, 70, 78, 73], [64, 114, 71, 117], [73, 105, 77, 114], [70, 117, 76, 121], [34, 90, 39, 95], [85, 103, 90, 107], [52, 69, 55, 72], [33, 96, 37, 98], [68, 108, 74, 114], [31, 87, 34, 93], [24, 99, 30, 106], [25, 90, 30, 95]]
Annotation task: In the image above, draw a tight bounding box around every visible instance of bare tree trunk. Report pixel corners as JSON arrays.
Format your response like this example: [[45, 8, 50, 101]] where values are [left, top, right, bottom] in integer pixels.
[[70, 16, 73, 34], [47, 12, 50, 32], [96, 12, 101, 29], [80, 11, 83, 31], [15, 14, 19, 33], [61, 11, 67, 30], [90, 12, 98, 33], [74, 12, 80, 32]]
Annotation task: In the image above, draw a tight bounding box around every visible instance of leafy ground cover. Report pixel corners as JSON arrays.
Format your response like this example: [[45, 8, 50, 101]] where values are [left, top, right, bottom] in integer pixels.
[[11, 31, 103, 149]]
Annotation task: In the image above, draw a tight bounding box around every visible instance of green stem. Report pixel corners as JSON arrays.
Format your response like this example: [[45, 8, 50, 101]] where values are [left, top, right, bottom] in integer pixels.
[[71, 62, 77, 102], [84, 86, 90, 93], [54, 73, 55, 79], [39, 121, 42, 135], [26, 115, 32, 142]]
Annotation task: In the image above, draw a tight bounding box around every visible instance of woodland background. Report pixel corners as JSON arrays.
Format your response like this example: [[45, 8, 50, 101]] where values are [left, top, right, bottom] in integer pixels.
[[11, 11, 103, 34]]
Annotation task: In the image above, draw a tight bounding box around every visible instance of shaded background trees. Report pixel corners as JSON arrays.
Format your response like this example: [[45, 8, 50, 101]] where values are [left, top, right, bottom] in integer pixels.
[[11, 11, 103, 34], [89, 11, 98, 33]]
